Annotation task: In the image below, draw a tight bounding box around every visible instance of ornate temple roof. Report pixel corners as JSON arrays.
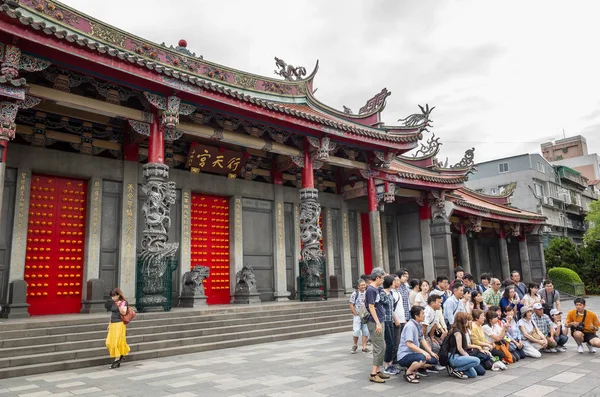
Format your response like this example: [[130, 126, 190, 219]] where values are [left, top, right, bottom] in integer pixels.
[[449, 188, 546, 224], [0, 1, 546, 225], [0, 0, 429, 150]]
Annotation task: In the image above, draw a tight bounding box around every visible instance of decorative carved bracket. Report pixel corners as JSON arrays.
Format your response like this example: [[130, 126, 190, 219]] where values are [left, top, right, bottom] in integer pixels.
[[0, 44, 51, 87], [307, 136, 337, 161], [374, 151, 395, 169], [468, 216, 482, 233], [127, 119, 182, 142], [143, 92, 195, 138], [383, 183, 395, 203], [508, 223, 521, 237], [0, 96, 42, 141]]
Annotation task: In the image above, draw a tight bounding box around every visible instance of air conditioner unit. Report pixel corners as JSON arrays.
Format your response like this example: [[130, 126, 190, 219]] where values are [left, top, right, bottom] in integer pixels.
[[542, 226, 552, 233], [548, 198, 554, 206], [542, 197, 549, 205]]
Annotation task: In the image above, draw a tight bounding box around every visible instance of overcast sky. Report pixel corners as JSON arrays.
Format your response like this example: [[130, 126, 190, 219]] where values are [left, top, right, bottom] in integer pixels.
[[63, 0, 600, 164]]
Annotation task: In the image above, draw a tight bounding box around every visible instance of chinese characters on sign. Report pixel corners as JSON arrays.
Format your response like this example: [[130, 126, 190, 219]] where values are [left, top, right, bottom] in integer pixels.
[[186, 143, 246, 176]]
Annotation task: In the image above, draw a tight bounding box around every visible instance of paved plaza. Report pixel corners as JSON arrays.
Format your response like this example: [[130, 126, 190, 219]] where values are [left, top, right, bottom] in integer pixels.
[[2, 297, 600, 397]]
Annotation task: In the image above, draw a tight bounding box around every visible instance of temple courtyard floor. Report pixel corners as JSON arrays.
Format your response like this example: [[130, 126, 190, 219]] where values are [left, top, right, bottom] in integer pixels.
[[2, 296, 600, 397]]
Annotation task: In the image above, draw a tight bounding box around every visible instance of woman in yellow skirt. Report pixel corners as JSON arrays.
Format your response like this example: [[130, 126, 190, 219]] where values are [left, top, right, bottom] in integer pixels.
[[106, 288, 131, 369]]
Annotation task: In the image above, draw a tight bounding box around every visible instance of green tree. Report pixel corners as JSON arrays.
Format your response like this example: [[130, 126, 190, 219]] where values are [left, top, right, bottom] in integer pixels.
[[580, 241, 600, 294], [584, 200, 600, 245], [544, 237, 583, 271]]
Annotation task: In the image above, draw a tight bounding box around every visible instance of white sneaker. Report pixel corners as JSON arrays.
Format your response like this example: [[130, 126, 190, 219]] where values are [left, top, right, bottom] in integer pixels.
[[578, 344, 584, 353], [588, 344, 597, 353], [550, 348, 558, 353], [558, 347, 567, 352], [434, 365, 446, 372]]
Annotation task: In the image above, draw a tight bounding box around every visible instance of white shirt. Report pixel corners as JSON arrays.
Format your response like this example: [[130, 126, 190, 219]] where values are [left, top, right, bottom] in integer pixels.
[[391, 289, 406, 323], [482, 323, 503, 344]]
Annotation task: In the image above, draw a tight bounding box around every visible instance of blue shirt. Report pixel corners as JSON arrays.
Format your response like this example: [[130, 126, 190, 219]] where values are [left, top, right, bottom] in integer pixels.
[[365, 285, 385, 323], [397, 319, 423, 361], [443, 295, 465, 326]]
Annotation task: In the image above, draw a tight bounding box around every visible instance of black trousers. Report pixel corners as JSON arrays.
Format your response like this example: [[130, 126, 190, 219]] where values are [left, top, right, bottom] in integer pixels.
[[384, 321, 396, 363]]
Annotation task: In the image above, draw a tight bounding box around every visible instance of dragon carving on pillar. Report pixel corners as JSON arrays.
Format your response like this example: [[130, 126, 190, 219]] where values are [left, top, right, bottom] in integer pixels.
[[299, 188, 323, 264], [138, 163, 179, 307]]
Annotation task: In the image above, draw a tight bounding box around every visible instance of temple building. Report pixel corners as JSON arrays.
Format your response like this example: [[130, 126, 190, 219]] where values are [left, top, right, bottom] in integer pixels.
[[0, 0, 547, 317]]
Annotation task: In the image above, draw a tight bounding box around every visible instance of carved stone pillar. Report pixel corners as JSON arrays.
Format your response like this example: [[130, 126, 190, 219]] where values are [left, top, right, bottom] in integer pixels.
[[6, 169, 31, 318], [367, 175, 383, 268], [458, 223, 471, 274], [498, 228, 510, 281], [429, 192, 454, 278], [273, 184, 290, 301], [340, 201, 353, 294], [137, 163, 178, 311], [81, 177, 104, 313], [298, 138, 325, 301], [519, 234, 533, 283], [417, 199, 435, 281]]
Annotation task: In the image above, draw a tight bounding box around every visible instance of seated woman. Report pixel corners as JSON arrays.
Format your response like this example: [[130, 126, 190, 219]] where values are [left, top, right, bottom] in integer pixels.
[[467, 290, 487, 315], [397, 306, 440, 383], [500, 286, 522, 316], [503, 306, 526, 361], [447, 312, 481, 379], [518, 306, 548, 358], [465, 313, 492, 374], [471, 309, 496, 353], [522, 283, 543, 308], [482, 311, 509, 363], [414, 279, 430, 308], [550, 309, 568, 352]]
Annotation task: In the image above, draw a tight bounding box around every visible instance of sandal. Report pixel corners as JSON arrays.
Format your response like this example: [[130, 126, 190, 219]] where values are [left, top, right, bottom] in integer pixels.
[[403, 372, 420, 383]]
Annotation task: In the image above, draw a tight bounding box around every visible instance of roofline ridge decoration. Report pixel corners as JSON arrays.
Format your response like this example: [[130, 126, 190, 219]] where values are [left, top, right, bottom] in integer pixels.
[[465, 182, 517, 199], [6, 0, 316, 96], [399, 132, 442, 161], [452, 188, 545, 221]]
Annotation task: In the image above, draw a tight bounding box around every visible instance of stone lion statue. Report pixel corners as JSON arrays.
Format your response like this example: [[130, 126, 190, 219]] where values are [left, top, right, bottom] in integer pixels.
[[235, 265, 258, 294], [182, 266, 210, 296]]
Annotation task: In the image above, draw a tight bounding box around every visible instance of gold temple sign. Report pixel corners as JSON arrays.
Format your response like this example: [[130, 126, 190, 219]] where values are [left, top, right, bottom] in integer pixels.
[[186, 143, 245, 176]]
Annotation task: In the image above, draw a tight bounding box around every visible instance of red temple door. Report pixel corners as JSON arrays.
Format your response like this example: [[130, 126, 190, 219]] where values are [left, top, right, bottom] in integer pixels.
[[360, 213, 373, 275], [24, 175, 87, 315], [190, 193, 230, 304]]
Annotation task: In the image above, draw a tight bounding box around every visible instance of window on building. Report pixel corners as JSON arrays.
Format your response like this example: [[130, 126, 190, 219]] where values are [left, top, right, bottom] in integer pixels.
[[537, 162, 545, 173], [499, 162, 509, 173], [534, 182, 544, 197], [490, 187, 498, 194]]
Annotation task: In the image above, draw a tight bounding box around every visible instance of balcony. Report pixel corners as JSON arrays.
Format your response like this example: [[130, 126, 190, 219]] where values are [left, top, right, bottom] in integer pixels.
[[565, 218, 586, 231], [556, 166, 588, 188]]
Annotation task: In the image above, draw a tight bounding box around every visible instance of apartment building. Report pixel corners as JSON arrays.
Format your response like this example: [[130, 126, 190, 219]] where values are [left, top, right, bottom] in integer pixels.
[[466, 153, 598, 244]]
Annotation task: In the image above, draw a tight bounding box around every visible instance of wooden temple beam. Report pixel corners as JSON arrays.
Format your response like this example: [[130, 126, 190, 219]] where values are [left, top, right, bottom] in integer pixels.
[[137, 147, 186, 163], [27, 84, 371, 170], [34, 102, 116, 126], [28, 84, 152, 122], [16, 124, 121, 150]]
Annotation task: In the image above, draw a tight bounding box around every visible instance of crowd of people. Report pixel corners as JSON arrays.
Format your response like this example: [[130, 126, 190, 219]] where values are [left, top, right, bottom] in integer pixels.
[[348, 267, 600, 384]]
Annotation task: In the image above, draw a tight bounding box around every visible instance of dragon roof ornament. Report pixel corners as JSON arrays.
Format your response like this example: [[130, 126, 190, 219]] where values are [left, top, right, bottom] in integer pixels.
[[274, 57, 306, 81], [398, 104, 434, 128]]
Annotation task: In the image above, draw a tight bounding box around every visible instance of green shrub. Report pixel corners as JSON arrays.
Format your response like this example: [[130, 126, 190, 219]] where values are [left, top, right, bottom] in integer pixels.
[[548, 267, 584, 296]]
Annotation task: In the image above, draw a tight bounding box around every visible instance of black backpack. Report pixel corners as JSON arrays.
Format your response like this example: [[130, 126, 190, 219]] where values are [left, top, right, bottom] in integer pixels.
[[437, 333, 453, 366]]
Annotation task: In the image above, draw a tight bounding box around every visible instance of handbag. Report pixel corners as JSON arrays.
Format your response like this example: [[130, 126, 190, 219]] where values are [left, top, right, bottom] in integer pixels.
[[120, 306, 137, 325], [496, 341, 513, 364]]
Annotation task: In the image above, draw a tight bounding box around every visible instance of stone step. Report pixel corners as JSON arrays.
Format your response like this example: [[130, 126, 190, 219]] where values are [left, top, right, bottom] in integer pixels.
[[0, 324, 350, 379], [0, 319, 350, 369], [0, 304, 349, 340], [0, 312, 350, 357], [0, 306, 350, 343], [0, 300, 349, 331]]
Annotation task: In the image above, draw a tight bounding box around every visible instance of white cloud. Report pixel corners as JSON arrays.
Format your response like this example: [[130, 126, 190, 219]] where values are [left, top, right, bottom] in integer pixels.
[[62, 0, 600, 163]]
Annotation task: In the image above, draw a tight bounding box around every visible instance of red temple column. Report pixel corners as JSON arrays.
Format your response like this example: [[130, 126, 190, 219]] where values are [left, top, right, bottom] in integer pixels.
[[148, 113, 164, 164], [367, 175, 377, 212], [302, 139, 314, 188]]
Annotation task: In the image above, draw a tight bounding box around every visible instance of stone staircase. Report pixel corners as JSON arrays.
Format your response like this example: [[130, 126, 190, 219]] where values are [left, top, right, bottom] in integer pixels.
[[0, 299, 350, 379]]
